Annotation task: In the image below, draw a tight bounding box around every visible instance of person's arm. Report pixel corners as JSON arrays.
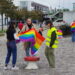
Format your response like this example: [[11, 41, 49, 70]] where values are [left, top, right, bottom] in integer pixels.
[[50, 31, 57, 47], [11, 29, 16, 40]]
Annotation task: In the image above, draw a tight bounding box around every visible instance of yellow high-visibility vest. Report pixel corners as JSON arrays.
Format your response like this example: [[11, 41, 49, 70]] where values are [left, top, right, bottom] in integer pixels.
[[46, 27, 58, 48]]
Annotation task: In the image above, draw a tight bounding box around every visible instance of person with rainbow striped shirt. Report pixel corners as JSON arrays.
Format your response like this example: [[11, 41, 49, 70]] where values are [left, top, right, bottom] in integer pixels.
[[70, 20, 75, 42]]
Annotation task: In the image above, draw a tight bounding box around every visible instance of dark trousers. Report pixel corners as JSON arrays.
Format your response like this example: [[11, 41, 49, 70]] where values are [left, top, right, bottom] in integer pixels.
[[45, 46, 55, 68], [5, 41, 17, 66], [72, 32, 75, 42], [25, 42, 31, 56]]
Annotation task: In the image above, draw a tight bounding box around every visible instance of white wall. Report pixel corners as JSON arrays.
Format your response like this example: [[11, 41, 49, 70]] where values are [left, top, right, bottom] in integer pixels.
[[63, 11, 75, 25], [27, 1, 32, 11], [0, 14, 10, 26], [0, 14, 5, 26]]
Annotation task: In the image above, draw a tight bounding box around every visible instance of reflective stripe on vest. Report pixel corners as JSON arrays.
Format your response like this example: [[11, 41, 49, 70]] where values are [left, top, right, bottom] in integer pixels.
[[46, 27, 59, 48]]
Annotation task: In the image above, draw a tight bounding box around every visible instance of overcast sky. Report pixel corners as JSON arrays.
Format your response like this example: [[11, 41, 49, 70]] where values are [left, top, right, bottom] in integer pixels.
[[14, 0, 75, 10]]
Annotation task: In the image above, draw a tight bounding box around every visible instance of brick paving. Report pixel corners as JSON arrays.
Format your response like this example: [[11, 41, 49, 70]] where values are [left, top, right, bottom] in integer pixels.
[[0, 30, 75, 75]]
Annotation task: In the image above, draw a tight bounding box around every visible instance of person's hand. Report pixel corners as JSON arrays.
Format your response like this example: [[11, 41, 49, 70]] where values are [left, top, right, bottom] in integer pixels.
[[14, 33, 19, 40]]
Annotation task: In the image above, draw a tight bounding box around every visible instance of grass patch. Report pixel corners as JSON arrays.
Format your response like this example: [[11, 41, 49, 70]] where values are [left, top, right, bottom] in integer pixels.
[[0, 30, 6, 36], [0, 30, 6, 33]]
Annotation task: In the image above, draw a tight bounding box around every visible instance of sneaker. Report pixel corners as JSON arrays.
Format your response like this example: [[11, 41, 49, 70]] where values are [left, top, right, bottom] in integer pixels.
[[11, 66, 19, 70], [4, 66, 11, 70], [4, 66, 8, 70]]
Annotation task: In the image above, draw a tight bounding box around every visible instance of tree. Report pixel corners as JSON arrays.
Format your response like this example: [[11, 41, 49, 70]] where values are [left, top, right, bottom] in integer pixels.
[[0, 0, 44, 31], [27, 10, 43, 21], [0, 0, 7, 30], [63, 9, 70, 12], [0, 0, 15, 30], [12, 9, 43, 21]]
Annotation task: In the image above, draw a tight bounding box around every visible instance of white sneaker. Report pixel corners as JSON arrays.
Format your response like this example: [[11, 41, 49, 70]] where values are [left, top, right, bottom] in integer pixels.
[[4, 66, 11, 70], [11, 66, 19, 70], [4, 66, 8, 70]]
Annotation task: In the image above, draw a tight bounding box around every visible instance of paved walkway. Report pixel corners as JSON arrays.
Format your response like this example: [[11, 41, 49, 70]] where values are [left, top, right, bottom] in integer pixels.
[[0, 30, 75, 75]]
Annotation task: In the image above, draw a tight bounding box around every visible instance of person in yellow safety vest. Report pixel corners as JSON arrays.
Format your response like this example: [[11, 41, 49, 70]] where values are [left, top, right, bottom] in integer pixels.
[[45, 20, 58, 68]]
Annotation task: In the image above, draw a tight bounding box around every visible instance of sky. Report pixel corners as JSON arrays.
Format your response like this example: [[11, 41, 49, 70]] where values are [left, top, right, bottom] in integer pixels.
[[14, 0, 75, 10]]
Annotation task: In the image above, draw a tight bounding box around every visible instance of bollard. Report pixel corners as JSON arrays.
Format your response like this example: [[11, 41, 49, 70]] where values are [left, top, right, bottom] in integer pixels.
[[24, 56, 40, 69]]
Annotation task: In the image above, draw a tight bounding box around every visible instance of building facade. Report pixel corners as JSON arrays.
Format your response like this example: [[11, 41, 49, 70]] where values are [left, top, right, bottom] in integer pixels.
[[63, 11, 75, 24], [73, 3, 75, 11], [19, 0, 49, 14], [0, 14, 10, 26]]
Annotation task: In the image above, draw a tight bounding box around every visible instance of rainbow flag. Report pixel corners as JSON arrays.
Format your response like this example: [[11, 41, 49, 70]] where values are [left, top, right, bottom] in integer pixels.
[[57, 30, 63, 39], [71, 22, 75, 32], [17, 29, 36, 46], [31, 29, 45, 55], [16, 28, 45, 55]]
